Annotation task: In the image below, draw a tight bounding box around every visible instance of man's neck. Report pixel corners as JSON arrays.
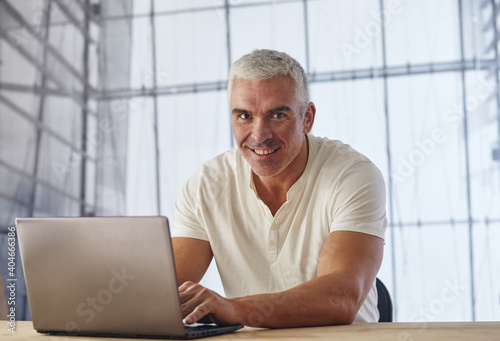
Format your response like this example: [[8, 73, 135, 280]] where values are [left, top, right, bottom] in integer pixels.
[[253, 136, 309, 216]]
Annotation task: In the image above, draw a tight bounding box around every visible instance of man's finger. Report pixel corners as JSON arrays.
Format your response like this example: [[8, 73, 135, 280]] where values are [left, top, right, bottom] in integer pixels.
[[178, 280, 196, 292], [184, 302, 212, 324], [178, 281, 202, 304]]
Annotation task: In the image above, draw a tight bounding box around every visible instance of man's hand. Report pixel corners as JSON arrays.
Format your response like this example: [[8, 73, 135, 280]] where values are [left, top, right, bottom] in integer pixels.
[[179, 281, 243, 325]]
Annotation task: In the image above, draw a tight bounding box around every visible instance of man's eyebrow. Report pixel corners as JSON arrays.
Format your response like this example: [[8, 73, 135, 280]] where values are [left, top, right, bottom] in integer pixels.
[[231, 106, 293, 115], [268, 106, 293, 113], [231, 108, 249, 116]]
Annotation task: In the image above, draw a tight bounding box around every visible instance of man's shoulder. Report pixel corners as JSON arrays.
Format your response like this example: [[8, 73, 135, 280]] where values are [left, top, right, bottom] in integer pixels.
[[189, 149, 247, 184], [180, 149, 247, 202], [307, 135, 384, 191], [200, 148, 244, 172], [309, 134, 371, 167]]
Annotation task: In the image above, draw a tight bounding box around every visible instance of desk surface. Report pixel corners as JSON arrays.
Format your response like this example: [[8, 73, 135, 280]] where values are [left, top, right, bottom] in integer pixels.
[[3, 321, 500, 340]]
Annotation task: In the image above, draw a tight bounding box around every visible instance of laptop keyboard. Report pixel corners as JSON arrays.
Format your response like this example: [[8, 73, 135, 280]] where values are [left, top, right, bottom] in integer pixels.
[[185, 323, 220, 331]]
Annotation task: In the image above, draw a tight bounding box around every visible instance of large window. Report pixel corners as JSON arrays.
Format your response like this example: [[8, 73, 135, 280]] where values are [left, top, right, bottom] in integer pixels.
[[1, 0, 499, 321]]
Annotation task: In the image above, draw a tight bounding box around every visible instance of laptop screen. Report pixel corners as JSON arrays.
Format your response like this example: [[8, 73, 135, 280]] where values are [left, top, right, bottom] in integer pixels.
[[17, 216, 188, 337]]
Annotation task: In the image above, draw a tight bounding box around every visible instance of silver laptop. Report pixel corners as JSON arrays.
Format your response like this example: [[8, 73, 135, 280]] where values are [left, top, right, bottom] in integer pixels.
[[16, 216, 243, 339]]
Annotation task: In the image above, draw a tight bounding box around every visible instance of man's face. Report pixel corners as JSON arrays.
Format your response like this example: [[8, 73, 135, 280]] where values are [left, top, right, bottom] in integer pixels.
[[230, 76, 314, 181]]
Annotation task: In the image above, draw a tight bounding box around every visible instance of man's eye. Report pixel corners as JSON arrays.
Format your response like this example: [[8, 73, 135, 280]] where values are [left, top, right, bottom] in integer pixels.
[[273, 112, 286, 118], [239, 113, 250, 120]]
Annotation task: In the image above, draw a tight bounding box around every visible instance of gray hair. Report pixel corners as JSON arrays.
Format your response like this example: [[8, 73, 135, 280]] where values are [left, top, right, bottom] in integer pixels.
[[227, 49, 309, 115]]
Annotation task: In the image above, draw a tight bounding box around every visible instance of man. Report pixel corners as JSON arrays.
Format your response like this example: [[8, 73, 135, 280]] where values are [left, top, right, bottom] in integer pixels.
[[171, 49, 387, 328]]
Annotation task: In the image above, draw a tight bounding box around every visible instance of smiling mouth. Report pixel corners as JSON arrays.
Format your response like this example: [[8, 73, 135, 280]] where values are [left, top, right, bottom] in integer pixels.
[[252, 148, 278, 155]]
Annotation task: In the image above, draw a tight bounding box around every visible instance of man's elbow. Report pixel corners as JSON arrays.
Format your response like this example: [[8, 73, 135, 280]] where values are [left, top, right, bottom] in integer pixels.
[[324, 295, 361, 325], [334, 304, 358, 325]]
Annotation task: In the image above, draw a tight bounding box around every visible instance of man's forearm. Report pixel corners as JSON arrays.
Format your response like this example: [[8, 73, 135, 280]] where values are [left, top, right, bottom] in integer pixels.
[[230, 272, 367, 328]]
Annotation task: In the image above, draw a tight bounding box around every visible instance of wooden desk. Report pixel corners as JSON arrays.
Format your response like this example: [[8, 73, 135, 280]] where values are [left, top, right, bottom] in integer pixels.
[[3, 321, 500, 340]]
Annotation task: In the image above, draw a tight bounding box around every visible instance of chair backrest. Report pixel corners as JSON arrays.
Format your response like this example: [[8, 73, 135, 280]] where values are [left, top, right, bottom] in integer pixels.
[[376, 278, 393, 322]]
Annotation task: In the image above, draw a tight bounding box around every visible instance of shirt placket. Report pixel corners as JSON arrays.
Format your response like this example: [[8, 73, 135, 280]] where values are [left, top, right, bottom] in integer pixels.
[[267, 221, 278, 263]]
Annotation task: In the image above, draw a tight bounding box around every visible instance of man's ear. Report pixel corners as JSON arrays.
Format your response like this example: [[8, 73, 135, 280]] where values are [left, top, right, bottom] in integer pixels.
[[303, 102, 316, 134]]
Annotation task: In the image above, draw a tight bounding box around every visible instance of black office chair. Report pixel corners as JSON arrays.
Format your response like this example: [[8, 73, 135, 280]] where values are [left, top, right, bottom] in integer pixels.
[[376, 278, 393, 322]]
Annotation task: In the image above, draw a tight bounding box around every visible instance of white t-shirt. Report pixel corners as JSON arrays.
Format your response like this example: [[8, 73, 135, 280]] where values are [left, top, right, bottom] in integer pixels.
[[172, 134, 387, 322]]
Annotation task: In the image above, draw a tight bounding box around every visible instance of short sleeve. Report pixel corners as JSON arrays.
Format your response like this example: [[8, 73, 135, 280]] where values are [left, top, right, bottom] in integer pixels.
[[329, 161, 387, 240], [171, 171, 209, 241]]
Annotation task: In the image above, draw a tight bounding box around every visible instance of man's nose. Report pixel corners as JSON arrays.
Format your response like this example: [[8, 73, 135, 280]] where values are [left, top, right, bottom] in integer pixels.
[[251, 119, 273, 143]]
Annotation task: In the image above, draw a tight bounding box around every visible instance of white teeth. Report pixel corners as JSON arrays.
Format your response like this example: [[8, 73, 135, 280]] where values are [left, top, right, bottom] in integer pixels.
[[254, 149, 276, 155]]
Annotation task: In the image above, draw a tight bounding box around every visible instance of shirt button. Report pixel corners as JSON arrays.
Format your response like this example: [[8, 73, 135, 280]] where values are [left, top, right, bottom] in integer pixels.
[[269, 240, 276, 247]]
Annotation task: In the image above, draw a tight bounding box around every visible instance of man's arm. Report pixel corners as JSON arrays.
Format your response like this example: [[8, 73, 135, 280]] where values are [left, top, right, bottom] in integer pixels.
[[179, 230, 383, 327], [172, 237, 213, 286]]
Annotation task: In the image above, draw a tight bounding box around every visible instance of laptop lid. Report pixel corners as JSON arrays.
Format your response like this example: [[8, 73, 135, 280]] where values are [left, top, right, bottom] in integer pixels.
[[16, 216, 238, 338]]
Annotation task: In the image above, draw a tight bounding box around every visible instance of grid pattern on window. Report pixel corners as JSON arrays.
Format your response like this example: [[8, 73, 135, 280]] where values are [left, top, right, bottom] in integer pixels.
[[1, 0, 499, 322]]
